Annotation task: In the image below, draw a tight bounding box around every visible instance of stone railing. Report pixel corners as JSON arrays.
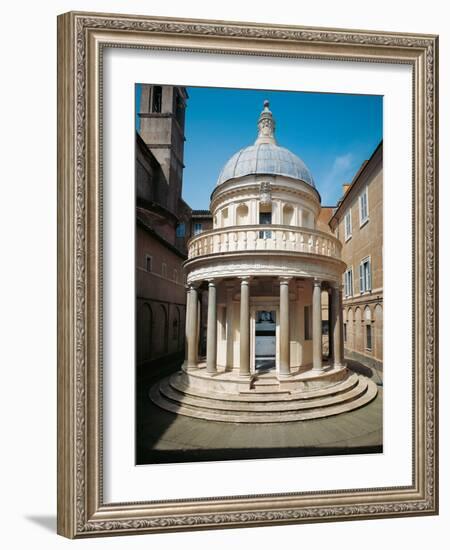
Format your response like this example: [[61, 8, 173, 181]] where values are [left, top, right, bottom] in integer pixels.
[[187, 225, 342, 261]]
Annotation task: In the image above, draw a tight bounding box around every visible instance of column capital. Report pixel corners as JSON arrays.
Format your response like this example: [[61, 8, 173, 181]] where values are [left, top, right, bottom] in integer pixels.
[[239, 276, 251, 284], [206, 278, 217, 287], [187, 282, 200, 291], [313, 278, 322, 288], [279, 276, 293, 284]]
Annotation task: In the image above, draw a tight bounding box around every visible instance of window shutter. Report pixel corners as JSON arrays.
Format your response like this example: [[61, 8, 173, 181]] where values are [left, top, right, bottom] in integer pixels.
[[359, 263, 364, 293], [367, 260, 372, 290]]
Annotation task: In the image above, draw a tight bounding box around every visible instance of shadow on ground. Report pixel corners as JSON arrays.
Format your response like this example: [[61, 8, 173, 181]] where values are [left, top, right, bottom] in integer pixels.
[[136, 356, 383, 466]]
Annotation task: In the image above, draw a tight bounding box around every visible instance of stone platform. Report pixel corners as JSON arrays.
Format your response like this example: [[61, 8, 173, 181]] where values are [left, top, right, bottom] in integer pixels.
[[150, 363, 378, 423]]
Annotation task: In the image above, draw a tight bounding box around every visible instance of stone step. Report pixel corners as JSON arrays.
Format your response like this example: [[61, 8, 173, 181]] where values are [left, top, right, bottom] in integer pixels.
[[156, 377, 369, 414], [239, 389, 291, 395], [170, 372, 359, 403], [150, 378, 378, 423]]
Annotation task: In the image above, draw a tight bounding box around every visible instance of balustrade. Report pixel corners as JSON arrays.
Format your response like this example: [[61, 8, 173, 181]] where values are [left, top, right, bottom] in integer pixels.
[[187, 225, 341, 261]]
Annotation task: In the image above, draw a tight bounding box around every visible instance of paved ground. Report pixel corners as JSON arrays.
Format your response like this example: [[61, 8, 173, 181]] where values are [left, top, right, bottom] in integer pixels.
[[136, 358, 383, 465]]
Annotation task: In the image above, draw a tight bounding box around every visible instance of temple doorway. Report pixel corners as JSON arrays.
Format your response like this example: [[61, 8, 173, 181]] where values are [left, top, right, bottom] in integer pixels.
[[255, 310, 276, 371]]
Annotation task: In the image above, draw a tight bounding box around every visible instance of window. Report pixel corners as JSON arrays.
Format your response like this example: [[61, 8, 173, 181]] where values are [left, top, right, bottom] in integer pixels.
[[304, 305, 312, 340], [145, 255, 152, 272], [344, 210, 352, 241], [173, 269, 178, 282], [344, 267, 353, 298], [176, 223, 185, 237], [193, 222, 203, 235], [343, 323, 347, 342], [259, 211, 272, 239], [359, 187, 369, 225], [366, 324, 372, 350], [151, 86, 162, 113], [359, 257, 372, 293], [161, 262, 167, 278]]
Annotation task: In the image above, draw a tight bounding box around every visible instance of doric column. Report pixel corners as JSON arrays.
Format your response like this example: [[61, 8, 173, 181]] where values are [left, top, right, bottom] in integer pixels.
[[328, 288, 333, 361], [206, 280, 218, 374], [279, 277, 292, 376], [186, 284, 199, 369], [338, 286, 345, 365], [331, 284, 344, 367], [184, 286, 191, 361], [225, 282, 235, 370], [312, 278, 323, 372], [239, 277, 251, 376]]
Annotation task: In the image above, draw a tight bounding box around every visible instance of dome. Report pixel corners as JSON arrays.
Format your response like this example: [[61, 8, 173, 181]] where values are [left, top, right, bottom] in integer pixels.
[[216, 100, 315, 188], [216, 142, 315, 187]]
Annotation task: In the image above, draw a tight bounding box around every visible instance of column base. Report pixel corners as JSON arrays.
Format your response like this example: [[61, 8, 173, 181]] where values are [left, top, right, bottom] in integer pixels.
[[185, 363, 199, 371]]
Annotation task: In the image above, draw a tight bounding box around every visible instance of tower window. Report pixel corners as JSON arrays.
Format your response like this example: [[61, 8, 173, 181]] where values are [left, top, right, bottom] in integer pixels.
[[152, 86, 162, 113], [193, 223, 203, 235]]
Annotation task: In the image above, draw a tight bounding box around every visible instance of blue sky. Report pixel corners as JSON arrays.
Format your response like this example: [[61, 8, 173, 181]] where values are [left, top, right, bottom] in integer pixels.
[[137, 85, 382, 208]]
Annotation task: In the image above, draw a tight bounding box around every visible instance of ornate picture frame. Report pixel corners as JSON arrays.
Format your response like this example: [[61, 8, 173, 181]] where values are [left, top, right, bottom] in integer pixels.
[[57, 11, 438, 538]]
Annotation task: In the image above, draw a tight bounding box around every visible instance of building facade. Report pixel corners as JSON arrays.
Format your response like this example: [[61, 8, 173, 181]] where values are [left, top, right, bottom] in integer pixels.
[[329, 142, 383, 371], [136, 85, 191, 367], [151, 101, 378, 422]]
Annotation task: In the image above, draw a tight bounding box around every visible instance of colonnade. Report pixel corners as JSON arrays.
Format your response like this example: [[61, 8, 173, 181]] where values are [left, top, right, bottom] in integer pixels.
[[184, 277, 344, 378]]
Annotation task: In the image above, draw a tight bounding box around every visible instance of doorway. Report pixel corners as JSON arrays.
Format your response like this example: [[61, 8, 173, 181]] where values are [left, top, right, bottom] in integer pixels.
[[255, 310, 276, 371]]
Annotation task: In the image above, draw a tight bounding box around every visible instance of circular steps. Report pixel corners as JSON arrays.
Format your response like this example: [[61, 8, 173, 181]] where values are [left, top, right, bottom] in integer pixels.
[[150, 370, 378, 423]]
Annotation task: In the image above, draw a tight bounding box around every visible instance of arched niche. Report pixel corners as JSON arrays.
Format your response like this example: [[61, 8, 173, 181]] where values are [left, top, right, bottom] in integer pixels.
[[283, 204, 294, 225], [236, 203, 249, 225]]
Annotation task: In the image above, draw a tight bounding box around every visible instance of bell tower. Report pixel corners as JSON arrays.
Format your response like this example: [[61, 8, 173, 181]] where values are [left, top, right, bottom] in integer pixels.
[[138, 85, 188, 214]]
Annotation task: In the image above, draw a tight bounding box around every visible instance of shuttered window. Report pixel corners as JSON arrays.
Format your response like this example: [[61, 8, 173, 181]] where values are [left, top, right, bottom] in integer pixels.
[[359, 257, 372, 293]]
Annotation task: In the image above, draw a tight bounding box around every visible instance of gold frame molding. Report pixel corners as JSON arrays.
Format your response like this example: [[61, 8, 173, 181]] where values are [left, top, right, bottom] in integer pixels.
[[57, 11, 439, 538]]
